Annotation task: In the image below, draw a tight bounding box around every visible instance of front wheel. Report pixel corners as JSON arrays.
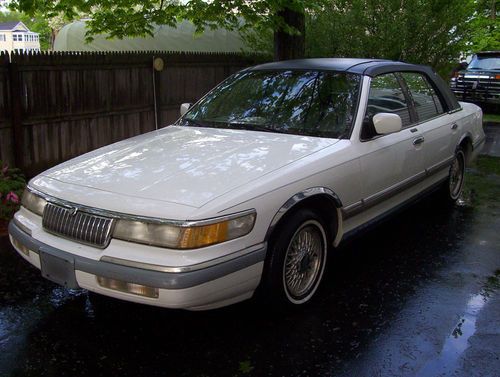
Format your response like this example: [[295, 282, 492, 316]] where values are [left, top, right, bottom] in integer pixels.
[[262, 209, 329, 307]]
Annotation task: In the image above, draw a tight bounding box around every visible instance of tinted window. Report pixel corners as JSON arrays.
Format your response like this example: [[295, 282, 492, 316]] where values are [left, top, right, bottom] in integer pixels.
[[182, 70, 361, 139], [401, 72, 444, 122], [361, 73, 411, 139]]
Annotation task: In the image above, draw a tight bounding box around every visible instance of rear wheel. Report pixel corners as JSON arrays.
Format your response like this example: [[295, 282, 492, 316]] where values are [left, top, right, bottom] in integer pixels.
[[263, 209, 329, 307], [442, 148, 465, 202]]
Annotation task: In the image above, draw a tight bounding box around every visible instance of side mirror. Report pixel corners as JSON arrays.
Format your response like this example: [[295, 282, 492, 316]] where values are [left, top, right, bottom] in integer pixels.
[[180, 103, 192, 117], [373, 113, 402, 135]]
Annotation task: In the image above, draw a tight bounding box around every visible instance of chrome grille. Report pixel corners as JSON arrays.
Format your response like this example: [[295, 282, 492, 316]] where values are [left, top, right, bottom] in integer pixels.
[[42, 203, 114, 248]]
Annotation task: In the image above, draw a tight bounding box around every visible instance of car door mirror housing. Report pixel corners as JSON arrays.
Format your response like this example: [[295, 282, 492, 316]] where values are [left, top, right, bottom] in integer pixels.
[[180, 103, 192, 117], [372, 113, 402, 135]]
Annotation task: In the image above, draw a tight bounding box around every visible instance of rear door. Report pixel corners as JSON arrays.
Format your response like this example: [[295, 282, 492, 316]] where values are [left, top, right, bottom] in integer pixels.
[[399, 72, 459, 173]]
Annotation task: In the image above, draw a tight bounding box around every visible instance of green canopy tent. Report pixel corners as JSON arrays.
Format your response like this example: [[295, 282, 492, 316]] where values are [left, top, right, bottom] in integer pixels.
[[54, 20, 250, 52]]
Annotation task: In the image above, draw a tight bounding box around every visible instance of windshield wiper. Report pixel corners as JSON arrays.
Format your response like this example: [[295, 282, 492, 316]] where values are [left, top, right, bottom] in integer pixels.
[[227, 122, 288, 134], [184, 117, 208, 128]]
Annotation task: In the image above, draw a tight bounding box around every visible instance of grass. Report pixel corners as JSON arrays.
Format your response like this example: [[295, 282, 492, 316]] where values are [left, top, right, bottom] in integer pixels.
[[483, 113, 500, 123], [463, 155, 500, 207]]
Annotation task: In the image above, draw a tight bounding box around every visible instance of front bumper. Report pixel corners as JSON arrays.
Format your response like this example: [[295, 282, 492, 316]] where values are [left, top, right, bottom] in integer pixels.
[[9, 221, 266, 310], [451, 88, 500, 105]]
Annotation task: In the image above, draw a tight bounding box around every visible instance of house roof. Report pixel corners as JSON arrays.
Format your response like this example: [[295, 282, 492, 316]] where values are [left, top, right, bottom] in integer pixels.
[[0, 21, 28, 31]]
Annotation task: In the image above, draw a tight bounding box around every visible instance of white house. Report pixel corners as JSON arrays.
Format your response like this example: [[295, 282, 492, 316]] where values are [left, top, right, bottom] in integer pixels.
[[0, 21, 41, 54]]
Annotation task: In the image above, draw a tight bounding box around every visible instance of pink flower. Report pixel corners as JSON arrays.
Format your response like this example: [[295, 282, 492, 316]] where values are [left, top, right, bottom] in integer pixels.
[[6, 191, 19, 204], [1, 164, 7, 175]]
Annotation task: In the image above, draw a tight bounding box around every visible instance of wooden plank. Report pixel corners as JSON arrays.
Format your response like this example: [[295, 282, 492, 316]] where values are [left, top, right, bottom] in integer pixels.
[[9, 57, 25, 169]]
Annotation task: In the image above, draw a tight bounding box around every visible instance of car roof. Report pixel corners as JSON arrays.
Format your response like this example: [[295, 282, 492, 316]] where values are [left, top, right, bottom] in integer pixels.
[[248, 58, 431, 77]]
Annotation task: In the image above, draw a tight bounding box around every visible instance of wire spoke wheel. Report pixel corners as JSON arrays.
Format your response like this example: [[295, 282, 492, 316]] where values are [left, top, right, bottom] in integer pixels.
[[449, 150, 465, 199], [282, 221, 326, 302]]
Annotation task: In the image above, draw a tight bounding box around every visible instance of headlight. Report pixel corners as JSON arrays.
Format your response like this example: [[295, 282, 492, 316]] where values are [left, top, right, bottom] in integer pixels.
[[113, 210, 256, 249], [21, 189, 47, 216]]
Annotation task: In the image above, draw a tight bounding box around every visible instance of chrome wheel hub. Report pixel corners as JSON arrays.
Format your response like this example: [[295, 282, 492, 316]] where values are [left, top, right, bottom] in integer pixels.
[[284, 224, 324, 299]]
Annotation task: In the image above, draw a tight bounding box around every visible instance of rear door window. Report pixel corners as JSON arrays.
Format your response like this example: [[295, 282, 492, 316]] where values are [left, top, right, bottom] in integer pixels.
[[400, 72, 445, 122]]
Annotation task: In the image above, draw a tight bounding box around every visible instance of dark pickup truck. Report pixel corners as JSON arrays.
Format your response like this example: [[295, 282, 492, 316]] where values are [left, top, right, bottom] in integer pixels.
[[450, 51, 500, 106]]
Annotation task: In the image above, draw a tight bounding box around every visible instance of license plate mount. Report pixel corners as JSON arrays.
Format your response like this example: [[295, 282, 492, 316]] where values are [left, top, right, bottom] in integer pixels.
[[39, 249, 79, 289]]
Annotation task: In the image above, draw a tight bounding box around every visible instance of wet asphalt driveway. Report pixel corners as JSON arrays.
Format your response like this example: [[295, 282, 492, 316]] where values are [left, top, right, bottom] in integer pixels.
[[1, 160, 499, 376]]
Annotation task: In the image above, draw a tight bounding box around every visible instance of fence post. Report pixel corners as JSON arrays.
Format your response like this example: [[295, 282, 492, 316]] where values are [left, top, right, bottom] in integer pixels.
[[8, 55, 24, 170]]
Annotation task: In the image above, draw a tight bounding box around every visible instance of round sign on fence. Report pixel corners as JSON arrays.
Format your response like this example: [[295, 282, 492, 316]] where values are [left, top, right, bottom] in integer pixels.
[[153, 57, 164, 72]]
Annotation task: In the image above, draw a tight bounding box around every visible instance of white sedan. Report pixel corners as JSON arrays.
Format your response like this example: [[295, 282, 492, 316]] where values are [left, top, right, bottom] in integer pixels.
[[9, 58, 485, 310]]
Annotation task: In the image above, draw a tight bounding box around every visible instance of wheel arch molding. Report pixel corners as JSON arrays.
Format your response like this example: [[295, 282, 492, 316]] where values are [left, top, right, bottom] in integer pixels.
[[264, 187, 343, 246]]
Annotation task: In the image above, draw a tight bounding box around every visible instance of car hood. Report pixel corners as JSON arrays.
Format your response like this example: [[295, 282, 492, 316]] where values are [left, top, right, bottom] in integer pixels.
[[461, 69, 498, 76], [39, 126, 339, 208]]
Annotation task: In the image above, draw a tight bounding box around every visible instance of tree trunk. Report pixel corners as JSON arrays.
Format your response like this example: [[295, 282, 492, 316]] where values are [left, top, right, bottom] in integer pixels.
[[274, 7, 305, 61]]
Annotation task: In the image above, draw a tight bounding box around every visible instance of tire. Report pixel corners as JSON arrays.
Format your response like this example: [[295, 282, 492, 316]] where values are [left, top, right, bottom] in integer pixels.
[[262, 209, 329, 307], [441, 147, 466, 202]]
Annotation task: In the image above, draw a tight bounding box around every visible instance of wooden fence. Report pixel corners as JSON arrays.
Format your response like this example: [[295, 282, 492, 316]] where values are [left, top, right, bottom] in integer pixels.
[[0, 51, 264, 176]]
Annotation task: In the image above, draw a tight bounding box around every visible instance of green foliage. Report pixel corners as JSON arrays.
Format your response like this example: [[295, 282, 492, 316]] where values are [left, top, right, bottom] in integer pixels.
[[468, 0, 500, 52], [10, 0, 325, 42], [0, 11, 51, 50], [0, 162, 25, 221], [483, 113, 500, 123], [306, 0, 472, 77], [462, 155, 500, 212]]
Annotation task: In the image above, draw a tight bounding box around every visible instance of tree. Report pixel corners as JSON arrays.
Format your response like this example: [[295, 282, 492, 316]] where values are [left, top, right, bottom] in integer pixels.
[[10, 0, 326, 60], [469, 0, 500, 52], [305, 0, 472, 76]]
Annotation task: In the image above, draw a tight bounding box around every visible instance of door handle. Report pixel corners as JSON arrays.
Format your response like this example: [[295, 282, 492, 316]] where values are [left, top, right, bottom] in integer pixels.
[[451, 123, 458, 130], [413, 136, 425, 146]]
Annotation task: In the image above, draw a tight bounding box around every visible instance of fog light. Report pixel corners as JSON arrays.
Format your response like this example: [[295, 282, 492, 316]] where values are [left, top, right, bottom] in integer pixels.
[[10, 236, 31, 256], [96, 276, 159, 298]]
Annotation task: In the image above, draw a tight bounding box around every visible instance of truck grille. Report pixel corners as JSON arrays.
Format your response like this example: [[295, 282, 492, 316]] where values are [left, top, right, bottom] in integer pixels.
[[42, 203, 114, 248], [454, 77, 500, 94]]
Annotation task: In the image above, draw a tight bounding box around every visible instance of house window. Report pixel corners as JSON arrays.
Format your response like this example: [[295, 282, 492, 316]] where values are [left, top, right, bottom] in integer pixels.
[[0, 34, 5, 41], [13, 34, 23, 42]]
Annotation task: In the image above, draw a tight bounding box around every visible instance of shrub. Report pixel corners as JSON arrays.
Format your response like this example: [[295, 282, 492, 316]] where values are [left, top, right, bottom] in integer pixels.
[[0, 161, 26, 221]]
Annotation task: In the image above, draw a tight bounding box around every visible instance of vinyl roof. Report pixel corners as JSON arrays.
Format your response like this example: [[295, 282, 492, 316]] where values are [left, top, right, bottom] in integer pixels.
[[249, 58, 430, 77]]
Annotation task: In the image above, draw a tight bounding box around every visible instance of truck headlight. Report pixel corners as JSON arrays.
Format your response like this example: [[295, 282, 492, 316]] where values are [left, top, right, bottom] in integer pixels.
[[113, 210, 256, 249], [21, 189, 47, 216]]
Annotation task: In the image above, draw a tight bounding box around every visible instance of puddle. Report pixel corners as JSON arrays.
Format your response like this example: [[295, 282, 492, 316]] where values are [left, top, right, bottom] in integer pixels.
[[416, 274, 498, 376]]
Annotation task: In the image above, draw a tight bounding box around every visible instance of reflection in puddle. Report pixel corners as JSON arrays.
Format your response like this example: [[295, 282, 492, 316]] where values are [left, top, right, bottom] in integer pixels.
[[417, 291, 490, 376], [0, 287, 84, 373]]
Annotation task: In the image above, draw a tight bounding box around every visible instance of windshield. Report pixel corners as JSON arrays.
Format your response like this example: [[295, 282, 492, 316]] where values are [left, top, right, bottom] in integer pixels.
[[468, 55, 500, 70], [179, 70, 361, 139]]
